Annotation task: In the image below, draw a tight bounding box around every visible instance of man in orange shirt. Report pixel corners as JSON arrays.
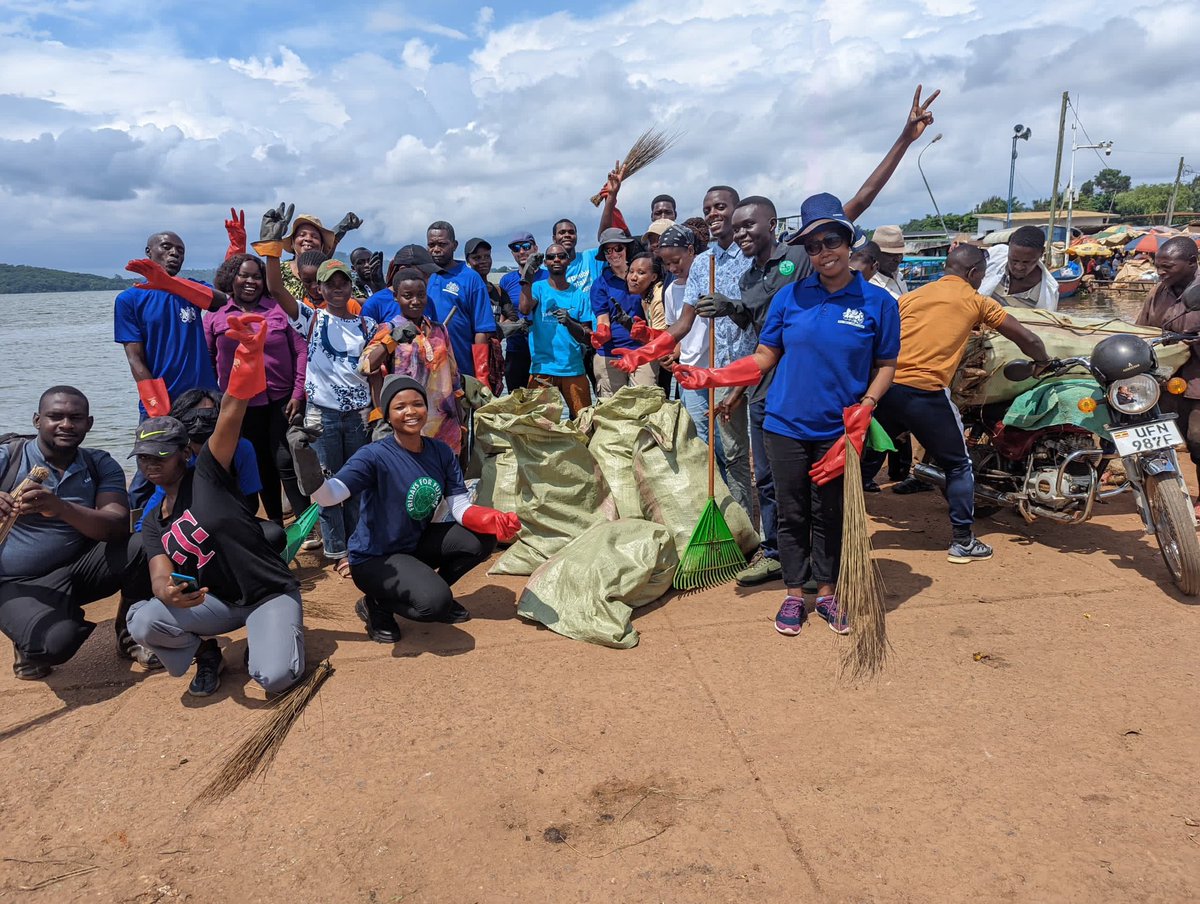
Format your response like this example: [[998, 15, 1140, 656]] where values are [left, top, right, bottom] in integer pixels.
[[875, 244, 1048, 563]]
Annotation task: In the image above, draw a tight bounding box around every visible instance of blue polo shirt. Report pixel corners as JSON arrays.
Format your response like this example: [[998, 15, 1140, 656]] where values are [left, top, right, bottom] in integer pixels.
[[499, 269, 547, 355], [0, 442, 127, 579], [113, 284, 219, 415], [361, 288, 400, 325], [335, 436, 467, 564], [589, 266, 645, 357], [424, 261, 497, 378], [529, 281, 596, 377], [759, 272, 900, 442]]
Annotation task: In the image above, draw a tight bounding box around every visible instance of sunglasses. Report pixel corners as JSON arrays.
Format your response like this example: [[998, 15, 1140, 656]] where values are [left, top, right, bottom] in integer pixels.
[[509, 241, 533, 251], [802, 234, 848, 255], [603, 245, 627, 255], [544, 252, 568, 261]]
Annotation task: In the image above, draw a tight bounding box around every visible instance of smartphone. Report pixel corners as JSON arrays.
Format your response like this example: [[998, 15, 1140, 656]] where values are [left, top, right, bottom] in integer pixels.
[[170, 572, 200, 593]]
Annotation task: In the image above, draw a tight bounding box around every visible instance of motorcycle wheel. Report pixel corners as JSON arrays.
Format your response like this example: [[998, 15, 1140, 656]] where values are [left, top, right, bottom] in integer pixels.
[[1145, 473, 1200, 596]]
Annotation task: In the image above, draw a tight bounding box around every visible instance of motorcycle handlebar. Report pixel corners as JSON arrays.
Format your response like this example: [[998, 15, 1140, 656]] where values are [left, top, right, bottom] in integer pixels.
[[1156, 331, 1200, 347]]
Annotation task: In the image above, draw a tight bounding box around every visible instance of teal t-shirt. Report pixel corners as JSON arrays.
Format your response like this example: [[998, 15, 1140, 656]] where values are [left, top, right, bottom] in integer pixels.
[[529, 281, 597, 378]]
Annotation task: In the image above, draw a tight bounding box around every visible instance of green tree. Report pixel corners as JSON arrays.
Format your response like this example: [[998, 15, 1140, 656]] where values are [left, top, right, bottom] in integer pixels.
[[975, 195, 1017, 214], [1093, 168, 1131, 196], [1112, 183, 1195, 217]]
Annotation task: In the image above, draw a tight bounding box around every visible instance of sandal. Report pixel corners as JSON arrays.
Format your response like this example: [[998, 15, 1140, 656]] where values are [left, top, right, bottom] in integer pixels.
[[334, 558, 352, 578]]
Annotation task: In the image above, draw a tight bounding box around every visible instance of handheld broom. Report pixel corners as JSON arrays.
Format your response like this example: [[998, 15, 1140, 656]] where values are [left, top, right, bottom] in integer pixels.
[[673, 254, 746, 590], [0, 466, 50, 545]]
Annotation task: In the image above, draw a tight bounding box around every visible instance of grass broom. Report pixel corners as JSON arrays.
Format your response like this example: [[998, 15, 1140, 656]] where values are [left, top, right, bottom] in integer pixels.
[[836, 421, 893, 680], [193, 659, 334, 806], [589, 128, 682, 207], [0, 466, 49, 545], [673, 254, 745, 591]]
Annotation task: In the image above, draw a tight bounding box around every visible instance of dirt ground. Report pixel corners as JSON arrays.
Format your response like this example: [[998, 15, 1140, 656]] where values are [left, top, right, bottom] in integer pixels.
[[3, 483, 1200, 904]]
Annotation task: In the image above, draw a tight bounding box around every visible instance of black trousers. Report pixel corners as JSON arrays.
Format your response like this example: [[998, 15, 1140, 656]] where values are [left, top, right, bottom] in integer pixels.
[[764, 432, 843, 588], [0, 534, 149, 665], [350, 523, 495, 623], [241, 398, 309, 523], [505, 341, 531, 393]]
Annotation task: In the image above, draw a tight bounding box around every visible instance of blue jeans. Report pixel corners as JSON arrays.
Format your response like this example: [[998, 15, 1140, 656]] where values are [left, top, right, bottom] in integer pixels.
[[680, 388, 755, 519], [749, 396, 778, 560], [874, 384, 974, 540], [310, 405, 368, 558]]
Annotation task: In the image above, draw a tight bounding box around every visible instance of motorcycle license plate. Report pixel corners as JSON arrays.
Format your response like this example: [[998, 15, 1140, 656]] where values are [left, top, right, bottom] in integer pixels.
[[1108, 419, 1184, 456]]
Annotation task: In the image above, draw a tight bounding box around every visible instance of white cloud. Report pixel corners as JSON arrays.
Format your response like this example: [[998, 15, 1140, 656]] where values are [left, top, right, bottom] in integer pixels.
[[0, 0, 1195, 273]]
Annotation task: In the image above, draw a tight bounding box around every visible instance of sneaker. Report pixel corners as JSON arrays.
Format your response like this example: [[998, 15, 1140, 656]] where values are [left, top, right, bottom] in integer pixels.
[[774, 596, 806, 636], [116, 627, 162, 670], [948, 536, 994, 564], [12, 643, 51, 681], [815, 595, 850, 635], [300, 536, 323, 551], [736, 551, 783, 587], [187, 639, 224, 697], [893, 476, 933, 495], [355, 596, 402, 643]]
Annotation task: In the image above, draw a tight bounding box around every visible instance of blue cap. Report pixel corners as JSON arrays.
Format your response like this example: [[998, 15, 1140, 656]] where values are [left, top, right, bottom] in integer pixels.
[[508, 231, 535, 246], [788, 192, 855, 245]]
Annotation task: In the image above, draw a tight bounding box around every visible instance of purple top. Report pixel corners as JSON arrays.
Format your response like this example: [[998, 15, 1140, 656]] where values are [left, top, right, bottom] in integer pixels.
[[204, 296, 307, 406]]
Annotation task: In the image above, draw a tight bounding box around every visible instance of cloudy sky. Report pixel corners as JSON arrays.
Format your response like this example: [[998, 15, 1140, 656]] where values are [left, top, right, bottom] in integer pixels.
[[1, 0, 1196, 274]]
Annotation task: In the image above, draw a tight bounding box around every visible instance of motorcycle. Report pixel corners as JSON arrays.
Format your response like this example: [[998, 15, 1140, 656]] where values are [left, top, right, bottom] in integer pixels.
[[915, 330, 1200, 595]]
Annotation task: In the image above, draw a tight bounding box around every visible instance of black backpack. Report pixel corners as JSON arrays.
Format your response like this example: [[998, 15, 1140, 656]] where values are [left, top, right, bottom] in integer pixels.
[[0, 434, 103, 495]]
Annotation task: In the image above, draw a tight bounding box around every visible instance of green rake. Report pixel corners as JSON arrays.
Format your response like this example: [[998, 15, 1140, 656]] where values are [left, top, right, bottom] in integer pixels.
[[673, 254, 746, 591], [281, 503, 322, 565]]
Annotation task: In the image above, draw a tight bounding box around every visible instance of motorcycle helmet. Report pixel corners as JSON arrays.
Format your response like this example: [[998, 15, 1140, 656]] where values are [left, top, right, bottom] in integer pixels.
[[1090, 333, 1156, 382]]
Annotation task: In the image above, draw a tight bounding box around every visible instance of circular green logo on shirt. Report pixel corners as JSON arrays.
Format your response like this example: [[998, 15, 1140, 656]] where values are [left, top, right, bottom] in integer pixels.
[[779, 260, 796, 277], [406, 477, 443, 521]]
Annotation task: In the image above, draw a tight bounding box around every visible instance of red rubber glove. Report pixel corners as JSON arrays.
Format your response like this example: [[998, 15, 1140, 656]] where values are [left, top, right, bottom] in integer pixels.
[[136, 378, 171, 417], [224, 207, 246, 260], [674, 356, 763, 390], [629, 316, 664, 344], [126, 259, 217, 311], [461, 505, 521, 543], [809, 404, 875, 486], [471, 343, 492, 387], [590, 322, 612, 350], [612, 329, 677, 373], [225, 313, 268, 400]]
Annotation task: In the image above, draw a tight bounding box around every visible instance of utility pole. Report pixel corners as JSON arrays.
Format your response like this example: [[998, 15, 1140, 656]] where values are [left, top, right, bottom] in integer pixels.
[[1165, 156, 1185, 226], [1044, 91, 1069, 267]]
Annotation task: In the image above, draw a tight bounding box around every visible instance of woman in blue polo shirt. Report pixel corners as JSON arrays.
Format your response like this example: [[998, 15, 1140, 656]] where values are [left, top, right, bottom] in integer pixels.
[[588, 228, 657, 397], [303, 375, 521, 644], [676, 194, 899, 639]]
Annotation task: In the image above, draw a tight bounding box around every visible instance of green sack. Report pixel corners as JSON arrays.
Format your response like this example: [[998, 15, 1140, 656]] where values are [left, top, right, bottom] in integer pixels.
[[517, 519, 678, 648], [575, 386, 667, 519], [470, 385, 562, 515], [492, 407, 618, 575], [633, 400, 760, 559]]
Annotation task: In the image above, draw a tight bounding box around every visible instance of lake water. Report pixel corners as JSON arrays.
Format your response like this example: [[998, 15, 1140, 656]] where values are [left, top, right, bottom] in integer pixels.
[[0, 287, 1155, 470]]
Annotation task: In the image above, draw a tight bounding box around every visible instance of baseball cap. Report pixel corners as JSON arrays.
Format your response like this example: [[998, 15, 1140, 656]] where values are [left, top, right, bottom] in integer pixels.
[[390, 244, 439, 278], [464, 237, 491, 257], [643, 218, 675, 239], [872, 225, 906, 255], [129, 416, 190, 458], [316, 259, 352, 283]]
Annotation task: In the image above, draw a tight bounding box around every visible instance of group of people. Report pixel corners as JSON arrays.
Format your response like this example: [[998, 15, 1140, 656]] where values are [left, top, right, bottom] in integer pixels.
[[5, 80, 1113, 693]]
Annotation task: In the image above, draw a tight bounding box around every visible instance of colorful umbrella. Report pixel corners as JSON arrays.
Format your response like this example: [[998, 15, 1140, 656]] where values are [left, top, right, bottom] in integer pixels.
[[1125, 232, 1200, 254], [1069, 243, 1112, 257]]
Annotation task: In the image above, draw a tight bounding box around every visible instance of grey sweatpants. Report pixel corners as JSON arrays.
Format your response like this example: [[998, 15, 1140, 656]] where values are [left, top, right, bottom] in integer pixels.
[[127, 591, 304, 694]]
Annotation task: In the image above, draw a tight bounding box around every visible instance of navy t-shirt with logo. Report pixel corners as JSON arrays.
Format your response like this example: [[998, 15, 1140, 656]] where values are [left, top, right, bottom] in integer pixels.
[[334, 436, 467, 565], [424, 261, 497, 378], [759, 272, 900, 442], [142, 446, 299, 606]]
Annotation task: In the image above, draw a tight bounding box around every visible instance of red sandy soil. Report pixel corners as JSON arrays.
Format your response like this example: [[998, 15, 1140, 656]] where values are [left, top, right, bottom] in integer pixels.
[[2, 485, 1199, 903]]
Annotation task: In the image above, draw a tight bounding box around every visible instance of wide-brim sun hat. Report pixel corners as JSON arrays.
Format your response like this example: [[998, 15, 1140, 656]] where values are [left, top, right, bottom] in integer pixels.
[[283, 214, 337, 254], [787, 192, 855, 245]]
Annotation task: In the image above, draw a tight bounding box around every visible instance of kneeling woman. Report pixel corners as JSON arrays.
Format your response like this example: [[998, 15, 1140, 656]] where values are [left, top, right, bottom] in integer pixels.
[[303, 375, 519, 643], [128, 314, 304, 697]]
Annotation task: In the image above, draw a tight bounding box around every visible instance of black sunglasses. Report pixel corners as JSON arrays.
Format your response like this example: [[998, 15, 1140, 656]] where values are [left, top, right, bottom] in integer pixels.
[[544, 252, 568, 261], [509, 241, 533, 251], [802, 234, 848, 255]]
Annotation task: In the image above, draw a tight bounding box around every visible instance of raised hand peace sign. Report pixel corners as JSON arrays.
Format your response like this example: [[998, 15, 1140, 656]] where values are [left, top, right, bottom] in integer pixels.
[[903, 84, 941, 143]]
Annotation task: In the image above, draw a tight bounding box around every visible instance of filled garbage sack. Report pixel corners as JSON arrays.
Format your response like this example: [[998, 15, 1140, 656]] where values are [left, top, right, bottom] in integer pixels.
[[469, 384, 562, 517], [633, 399, 759, 560], [492, 407, 618, 575], [575, 386, 668, 519], [516, 519, 678, 648], [952, 308, 1189, 407]]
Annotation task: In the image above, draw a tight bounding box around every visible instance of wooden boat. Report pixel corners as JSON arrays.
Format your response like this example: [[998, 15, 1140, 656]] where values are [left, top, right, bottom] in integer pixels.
[[1052, 260, 1083, 299]]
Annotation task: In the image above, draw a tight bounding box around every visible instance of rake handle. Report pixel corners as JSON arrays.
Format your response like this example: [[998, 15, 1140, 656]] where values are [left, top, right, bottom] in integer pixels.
[[707, 253, 716, 500]]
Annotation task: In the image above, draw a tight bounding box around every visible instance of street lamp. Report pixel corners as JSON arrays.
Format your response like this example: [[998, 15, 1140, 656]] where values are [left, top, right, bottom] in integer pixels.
[[1064, 121, 1112, 244], [918, 133, 948, 237], [1007, 124, 1031, 227]]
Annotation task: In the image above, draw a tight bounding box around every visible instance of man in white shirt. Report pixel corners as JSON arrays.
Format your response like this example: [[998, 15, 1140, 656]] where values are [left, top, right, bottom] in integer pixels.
[[869, 225, 909, 299]]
